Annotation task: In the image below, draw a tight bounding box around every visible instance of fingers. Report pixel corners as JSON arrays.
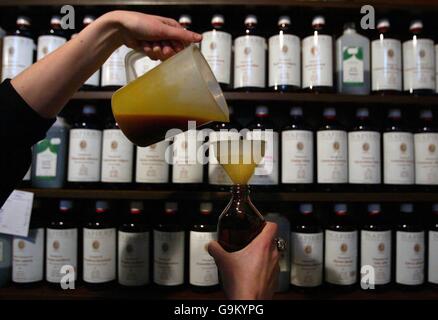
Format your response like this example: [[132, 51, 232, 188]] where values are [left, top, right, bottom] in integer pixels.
[[158, 23, 202, 43], [253, 222, 278, 249], [207, 240, 227, 263]]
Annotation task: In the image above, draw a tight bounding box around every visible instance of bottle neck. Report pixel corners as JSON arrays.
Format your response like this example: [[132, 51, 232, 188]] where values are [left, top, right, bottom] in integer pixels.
[[230, 185, 251, 200]]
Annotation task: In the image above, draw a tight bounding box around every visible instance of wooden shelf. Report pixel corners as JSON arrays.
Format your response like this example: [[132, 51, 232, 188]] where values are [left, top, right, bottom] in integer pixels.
[[0, 283, 437, 300], [19, 188, 438, 202], [72, 91, 438, 105]]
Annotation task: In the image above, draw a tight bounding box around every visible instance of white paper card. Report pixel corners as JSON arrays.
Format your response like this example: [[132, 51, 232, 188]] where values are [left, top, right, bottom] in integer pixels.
[[0, 190, 34, 236]]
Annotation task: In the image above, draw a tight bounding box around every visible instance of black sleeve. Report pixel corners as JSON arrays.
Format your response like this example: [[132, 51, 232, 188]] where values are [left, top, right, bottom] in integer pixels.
[[0, 79, 55, 206]]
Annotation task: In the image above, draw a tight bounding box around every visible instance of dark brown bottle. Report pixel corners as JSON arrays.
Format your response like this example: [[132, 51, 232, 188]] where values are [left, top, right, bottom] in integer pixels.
[[395, 203, 425, 289], [403, 20, 435, 95], [324, 203, 358, 290], [82, 201, 116, 288], [302, 16, 333, 93], [189, 202, 219, 292], [360, 203, 392, 290], [218, 185, 266, 252], [428, 203, 438, 287], [371, 19, 402, 95]]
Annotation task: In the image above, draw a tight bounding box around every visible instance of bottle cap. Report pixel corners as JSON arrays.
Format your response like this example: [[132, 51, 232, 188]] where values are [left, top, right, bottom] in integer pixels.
[[344, 22, 356, 31], [165, 202, 178, 214], [323, 107, 336, 117], [83, 15, 96, 26], [82, 105, 97, 115], [17, 16, 31, 26], [60, 200, 73, 211], [212, 14, 224, 26], [420, 109, 433, 120], [312, 16, 325, 27], [400, 203, 414, 213], [96, 200, 109, 213], [179, 15, 192, 26], [278, 16, 291, 26], [50, 15, 61, 26], [290, 107, 303, 117], [334, 203, 347, 214], [356, 108, 369, 118], [299, 203, 313, 214], [432, 203, 438, 214], [388, 108, 401, 119], [255, 105, 269, 117], [200, 202, 213, 215], [245, 15, 257, 25], [130, 201, 143, 214], [409, 20, 423, 32], [377, 19, 390, 30], [368, 203, 381, 214]]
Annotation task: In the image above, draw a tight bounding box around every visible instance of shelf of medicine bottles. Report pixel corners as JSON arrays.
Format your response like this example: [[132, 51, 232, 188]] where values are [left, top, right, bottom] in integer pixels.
[[0, 284, 437, 300], [20, 189, 438, 202], [72, 91, 438, 106]]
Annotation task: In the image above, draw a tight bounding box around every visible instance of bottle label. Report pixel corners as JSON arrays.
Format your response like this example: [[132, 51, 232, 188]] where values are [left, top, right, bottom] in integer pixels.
[[281, 130, 313, 183], [46, 228, 78, 283], [37, 35, 66, 61], [2, 36, 34, 81], [302, 34, 333, 88], [290, 232, 323, 287], [35, 137, 61, 179], [396, 231, 424, 285], [348, 131, 381, 184], [247, 130, 279, 185], [189, 231, 218, 286], [134, 56, 160, 77], [428, 230, 438, 284], [101, 129, 134, 183], [83, 228, 116, 283], [360, 230, 391, 285], [317, 130, 348, 183], [85, 69, 100, 87], [208, 130, 240, 185], [153, 230, 185, 286], [342, 46, 364, 85], [101, 45, 130, 86], [325, 230, 358, 285], [233, 35, 266, 88], [403, 39, 435, 91], [371, 38, 402, 91], [268, 33, 300, 88], [172, 131, 203, 183], [136, 141, 170, 183], [68, 129, 102, 182], [201, 30, 232, 85], [414, 133, 438, 185], [13, 228, 44, 283], [383, 132, 414, 185], [118, 231, 150, 286]]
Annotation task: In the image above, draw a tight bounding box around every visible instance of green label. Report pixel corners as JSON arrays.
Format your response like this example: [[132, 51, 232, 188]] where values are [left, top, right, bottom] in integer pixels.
[[342, 46, 364, 86]]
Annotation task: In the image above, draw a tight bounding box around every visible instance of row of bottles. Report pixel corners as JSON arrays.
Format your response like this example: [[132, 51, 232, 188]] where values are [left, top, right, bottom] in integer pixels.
[[25, 104, 438, 190], [1, 200, 437, 291], [3, 14, 438, 95]]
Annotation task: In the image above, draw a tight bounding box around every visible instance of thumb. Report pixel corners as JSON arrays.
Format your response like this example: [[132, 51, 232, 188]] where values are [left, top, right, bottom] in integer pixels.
[[207, 240, 227, 263], [159, 24, 202, 43]]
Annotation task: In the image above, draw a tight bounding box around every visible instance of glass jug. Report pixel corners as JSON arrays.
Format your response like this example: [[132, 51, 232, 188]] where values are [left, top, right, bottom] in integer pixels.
[[111, 44, 229, 147]]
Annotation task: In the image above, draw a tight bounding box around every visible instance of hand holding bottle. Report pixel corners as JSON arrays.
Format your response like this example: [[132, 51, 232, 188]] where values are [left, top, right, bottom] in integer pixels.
[[208, 222, 280, 300]]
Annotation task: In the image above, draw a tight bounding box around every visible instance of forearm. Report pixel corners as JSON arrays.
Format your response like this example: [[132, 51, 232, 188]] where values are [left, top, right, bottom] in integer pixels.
[[11, 12, 123, 119]]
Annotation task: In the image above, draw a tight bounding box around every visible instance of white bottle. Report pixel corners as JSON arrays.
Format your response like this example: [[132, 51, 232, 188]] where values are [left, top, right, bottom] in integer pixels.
[[325, 204, 358, 286], [189, 202, 218, 288], [2, 16, 35, 81], [396, 203, 425, 286], [80, 16, 101, 88], [36, 16, 66, 61], [317, 108, 348, 184], [101, 120, 134, 184], [414, 109, 438, 185], [268, 16, 300, 90], [13, 228, 45, 284], [172, 130, 204, 184], [233, 15, 266, 89], [154, 202, 185, 286], [428, 204, 438, 285], [101, 45, 131, 87], [201, 14, 232, 86], [360, 204, 392, 287], [348, 108, 381, 185], [136, 140, 170, 184], [403, 20, 435, 94], [281, 107, 314, 185], [302, 16, 333, 90], [290, 204, 323, 288], [134, 55, 160, 77], [371, 19, 402, 93], [118, 201, 150, 287], [383, 109, 414, 185], [179, 15, 199, 48]]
